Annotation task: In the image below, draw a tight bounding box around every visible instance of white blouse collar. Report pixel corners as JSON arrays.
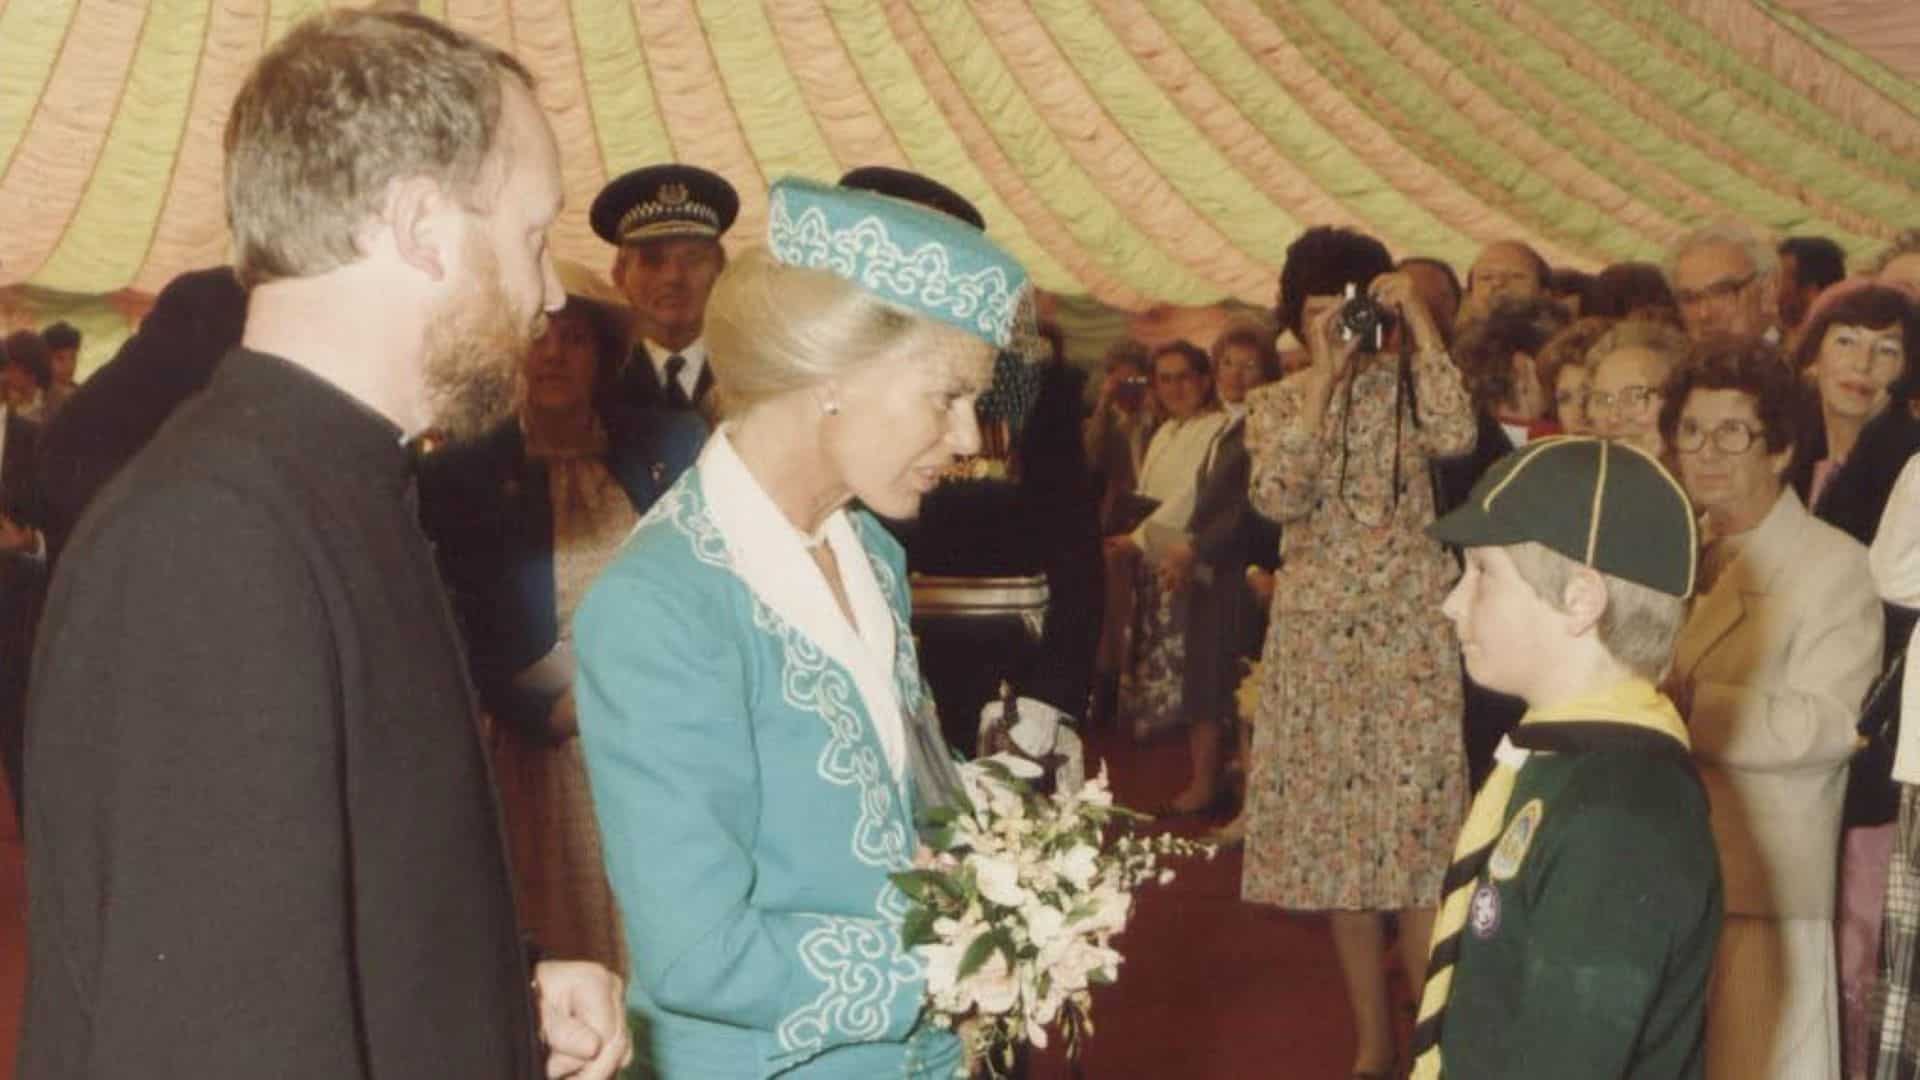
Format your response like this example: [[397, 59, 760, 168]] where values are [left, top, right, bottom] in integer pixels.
[[697, 429, 906, 780]]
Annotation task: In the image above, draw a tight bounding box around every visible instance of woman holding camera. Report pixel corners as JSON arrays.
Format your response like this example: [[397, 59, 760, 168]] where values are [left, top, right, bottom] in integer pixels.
[[1241, 227, 1476, 1079]]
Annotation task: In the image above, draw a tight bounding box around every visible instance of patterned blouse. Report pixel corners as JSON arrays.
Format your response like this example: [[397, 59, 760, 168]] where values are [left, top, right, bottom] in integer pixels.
[[1245, 351, 1477, 612]]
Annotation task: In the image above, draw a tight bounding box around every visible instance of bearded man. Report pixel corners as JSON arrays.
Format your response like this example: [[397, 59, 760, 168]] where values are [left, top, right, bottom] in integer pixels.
[[19, 12, 629, 1079]]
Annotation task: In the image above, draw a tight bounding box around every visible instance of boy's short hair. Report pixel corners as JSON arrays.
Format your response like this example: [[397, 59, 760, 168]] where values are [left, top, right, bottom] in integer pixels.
[[1505, 542, 1687, 680]]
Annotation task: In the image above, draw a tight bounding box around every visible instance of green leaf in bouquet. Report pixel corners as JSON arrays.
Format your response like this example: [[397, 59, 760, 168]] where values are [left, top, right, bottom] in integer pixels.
[[930, 871, 967, 904], [919, 805, 962, 829], [1062, 1000, 1087, 1056], [900, 904, 939, 949], [989, 928, 1019, 973], [973, 759, 1040, 801], [1088, 966, 1116, 987], [889, 869, 952, 907], [957, 930, 1000, 981]]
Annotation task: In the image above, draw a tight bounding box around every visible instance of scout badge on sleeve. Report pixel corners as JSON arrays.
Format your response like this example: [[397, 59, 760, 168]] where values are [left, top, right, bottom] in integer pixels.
[[1468, 881, 1502, 940], [1488, 798, 1544, 882]]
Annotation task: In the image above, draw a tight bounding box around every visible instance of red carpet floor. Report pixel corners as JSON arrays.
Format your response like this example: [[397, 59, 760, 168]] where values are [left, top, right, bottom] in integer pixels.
[[0, 734, 1384, 1079]]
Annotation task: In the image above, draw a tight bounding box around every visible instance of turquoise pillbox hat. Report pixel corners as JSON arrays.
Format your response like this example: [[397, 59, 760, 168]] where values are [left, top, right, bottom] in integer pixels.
[[766, 176, 1029, 349]]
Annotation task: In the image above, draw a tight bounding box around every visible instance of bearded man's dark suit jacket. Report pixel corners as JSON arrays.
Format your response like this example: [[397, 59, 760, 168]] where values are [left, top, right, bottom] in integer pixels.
[[22, 350, 540, 1078], [0, 409, 45, 820], [418, 404, 706, 737], [1181, 415, 1280, 729]]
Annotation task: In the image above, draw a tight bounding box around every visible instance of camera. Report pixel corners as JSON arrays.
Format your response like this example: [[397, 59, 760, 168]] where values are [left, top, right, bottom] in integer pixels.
[[1336, 282, 1393, 352], [1113, 374, 1148, 410]]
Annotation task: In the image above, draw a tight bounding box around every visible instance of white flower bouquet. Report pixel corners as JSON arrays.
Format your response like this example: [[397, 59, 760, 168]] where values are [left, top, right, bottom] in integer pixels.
[[891, 755, 1214, 1076]]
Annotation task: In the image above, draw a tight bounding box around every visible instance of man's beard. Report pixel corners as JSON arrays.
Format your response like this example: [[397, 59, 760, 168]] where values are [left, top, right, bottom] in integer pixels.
[[421, 242, 535, 443]]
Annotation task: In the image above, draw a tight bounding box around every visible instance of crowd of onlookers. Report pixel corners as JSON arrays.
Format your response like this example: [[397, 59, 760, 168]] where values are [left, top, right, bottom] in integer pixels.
[[8, 151, 1920, 1077], [1080, 220, 1920, 1078]]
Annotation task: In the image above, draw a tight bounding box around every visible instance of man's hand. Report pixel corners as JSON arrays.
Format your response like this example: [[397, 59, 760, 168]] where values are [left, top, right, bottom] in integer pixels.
[[1158, 539, 1195, 594], [1245, 567, 1276, 607], [0, 515, 36, 556], [534, 960, 633, 1080]]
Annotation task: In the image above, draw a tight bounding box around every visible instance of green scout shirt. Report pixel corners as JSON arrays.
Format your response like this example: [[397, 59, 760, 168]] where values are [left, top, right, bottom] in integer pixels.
[[1438, 748, 1722, 1078]]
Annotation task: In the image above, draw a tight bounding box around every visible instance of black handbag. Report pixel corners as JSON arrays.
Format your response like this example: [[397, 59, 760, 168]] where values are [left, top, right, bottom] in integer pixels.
[[1845, 637, 1907, 829]]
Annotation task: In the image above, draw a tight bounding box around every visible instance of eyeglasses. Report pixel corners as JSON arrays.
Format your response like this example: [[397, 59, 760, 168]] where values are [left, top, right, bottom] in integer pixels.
[[1674, 272, 1757, 308], [1554, 388, 1588, 410], [1674, 418, 1765, 454], [1586, 385, 1660, 415]]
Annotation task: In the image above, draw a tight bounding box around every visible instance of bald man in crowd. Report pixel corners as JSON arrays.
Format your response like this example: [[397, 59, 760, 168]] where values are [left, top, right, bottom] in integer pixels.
[[1463, 240, 1550, 324]]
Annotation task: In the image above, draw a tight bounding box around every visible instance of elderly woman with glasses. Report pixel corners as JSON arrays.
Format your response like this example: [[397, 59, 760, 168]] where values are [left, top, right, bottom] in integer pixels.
[[573, 178, 1030, 1077], [1587, 318, 1691, 460], [1661, 337, 1883, 1080]]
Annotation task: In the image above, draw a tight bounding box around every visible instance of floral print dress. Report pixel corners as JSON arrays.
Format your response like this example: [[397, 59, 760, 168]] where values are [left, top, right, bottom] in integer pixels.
[[1240, 351, 1475, 911]]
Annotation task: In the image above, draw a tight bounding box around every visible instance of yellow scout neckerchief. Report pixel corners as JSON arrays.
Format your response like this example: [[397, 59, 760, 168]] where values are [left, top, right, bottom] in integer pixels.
[[1409, 678, 1691, 1079]]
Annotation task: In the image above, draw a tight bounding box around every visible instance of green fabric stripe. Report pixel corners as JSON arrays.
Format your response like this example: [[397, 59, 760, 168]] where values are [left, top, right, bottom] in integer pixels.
[[1269, 0, 1645, 264], [573, 0, 672, 173], [1146, 0, 1475, 267], [33, 0, 208, 292], [0, 2, 74, 182], [1440, 0, 1880, 256], [1029, 0, 1299, 267], [1754, 0, 1920, 120], [906, 0, 1227, 304], [1611, 0, 1920, 190], [1375, 0, 1695, 230], [818, 0, 1078, 293], [697, 0, 841, 183], [1534, 1, 1914, 233]]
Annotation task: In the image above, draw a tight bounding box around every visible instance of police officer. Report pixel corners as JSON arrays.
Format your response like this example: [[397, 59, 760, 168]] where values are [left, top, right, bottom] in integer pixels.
[[589, 164, 739, 420]]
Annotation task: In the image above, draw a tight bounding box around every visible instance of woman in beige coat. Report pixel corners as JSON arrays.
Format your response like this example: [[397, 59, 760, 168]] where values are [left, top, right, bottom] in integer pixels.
[[1661, 337, 1884, 1079]]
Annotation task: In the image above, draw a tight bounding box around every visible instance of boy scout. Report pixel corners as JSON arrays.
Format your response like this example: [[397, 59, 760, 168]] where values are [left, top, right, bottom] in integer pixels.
[[1409, 436, 1723, 1078]]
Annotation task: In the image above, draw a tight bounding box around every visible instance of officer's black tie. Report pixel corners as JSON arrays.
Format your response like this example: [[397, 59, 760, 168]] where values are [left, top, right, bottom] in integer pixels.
[[664, 353, 689, 409]]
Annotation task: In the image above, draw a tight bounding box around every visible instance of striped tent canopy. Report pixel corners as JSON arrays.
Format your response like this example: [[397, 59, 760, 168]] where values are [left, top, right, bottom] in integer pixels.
[[2, 0, 1917, 364]]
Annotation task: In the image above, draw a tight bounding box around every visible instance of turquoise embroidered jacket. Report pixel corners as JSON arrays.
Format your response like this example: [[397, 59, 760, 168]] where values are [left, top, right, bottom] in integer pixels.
[[575, 464, 959, 1078]]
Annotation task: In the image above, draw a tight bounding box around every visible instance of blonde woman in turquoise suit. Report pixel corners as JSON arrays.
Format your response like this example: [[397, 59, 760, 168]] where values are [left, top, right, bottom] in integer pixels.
[[574, 177, 1030, 1078]]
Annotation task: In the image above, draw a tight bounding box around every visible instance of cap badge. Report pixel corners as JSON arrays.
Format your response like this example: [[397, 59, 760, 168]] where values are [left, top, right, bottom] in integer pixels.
[[658, 182, 689, 207]]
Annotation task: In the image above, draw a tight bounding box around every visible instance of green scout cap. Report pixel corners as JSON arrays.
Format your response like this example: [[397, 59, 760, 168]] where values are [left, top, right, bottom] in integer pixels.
[[1426, 436, 1698, 597]]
